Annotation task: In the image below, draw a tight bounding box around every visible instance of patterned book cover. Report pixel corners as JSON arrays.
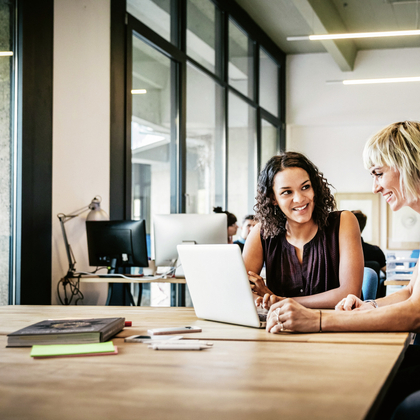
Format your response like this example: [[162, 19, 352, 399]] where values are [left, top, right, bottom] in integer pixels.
[[7, 317, 125, 347]]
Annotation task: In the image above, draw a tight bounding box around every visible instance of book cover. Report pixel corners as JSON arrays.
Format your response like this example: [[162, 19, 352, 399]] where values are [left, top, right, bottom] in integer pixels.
[[7, 317, 125, 347]]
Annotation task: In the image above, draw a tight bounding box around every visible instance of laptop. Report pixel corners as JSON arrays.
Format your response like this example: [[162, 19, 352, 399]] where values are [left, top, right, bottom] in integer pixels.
[[177, 244, 267, 328]]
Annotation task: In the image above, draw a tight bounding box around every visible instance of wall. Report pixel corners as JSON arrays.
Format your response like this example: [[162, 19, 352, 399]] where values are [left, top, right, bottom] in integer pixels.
[[52, 0, 110, 305], [0, 3, 11, 305], [286, 47, 420, 251]]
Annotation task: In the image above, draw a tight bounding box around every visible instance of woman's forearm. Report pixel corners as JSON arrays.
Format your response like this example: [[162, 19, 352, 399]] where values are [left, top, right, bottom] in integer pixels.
[[322, 298, 420, 332], [292, 286, 358, 309], [375, 287, 411, 307]]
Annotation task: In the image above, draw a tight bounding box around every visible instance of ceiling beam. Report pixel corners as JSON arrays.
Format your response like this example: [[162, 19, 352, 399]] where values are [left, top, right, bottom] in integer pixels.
[[291, 0, 357, 71]]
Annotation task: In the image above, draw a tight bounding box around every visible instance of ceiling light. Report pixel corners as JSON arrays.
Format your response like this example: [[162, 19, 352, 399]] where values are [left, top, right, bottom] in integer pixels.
[[287, 29, 420, 41], [326, 76, 420, 85], [0, 51, 13, 56], [131, 89, 147, 94]]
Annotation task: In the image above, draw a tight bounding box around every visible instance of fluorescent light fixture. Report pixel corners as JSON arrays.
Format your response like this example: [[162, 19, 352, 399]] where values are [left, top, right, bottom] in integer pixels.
[[344, 76, 420, 85], [0, 51, 13, 56], [326, 76, 420, 85], [287, 29, 420, 41], [131, 89, 147, 94]]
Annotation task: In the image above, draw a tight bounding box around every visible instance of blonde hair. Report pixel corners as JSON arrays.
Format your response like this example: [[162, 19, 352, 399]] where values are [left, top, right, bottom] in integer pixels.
[[363, 121, 420, 201]]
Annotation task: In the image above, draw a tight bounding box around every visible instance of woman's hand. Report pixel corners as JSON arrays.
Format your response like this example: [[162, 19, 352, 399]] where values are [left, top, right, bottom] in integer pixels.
[[254, 293, 283, 310], [266, 298, 320, 333], [248, 271, 272, 297], [335, 294, 369, 311]]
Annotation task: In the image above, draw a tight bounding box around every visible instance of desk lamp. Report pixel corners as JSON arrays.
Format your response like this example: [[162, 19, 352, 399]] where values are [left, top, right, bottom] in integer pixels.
[[57, 196, 108, 304]]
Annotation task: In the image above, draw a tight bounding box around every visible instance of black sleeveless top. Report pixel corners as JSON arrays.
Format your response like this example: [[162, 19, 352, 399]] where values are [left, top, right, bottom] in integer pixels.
[[260, 211, 342, 298]]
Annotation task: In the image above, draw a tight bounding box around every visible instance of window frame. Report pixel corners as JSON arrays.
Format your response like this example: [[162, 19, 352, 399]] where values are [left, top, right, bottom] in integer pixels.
[[111, 0, 285, 220]]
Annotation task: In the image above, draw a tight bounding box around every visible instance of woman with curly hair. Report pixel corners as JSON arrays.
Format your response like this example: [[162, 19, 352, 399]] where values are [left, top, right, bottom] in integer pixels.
[[243, 151, 364, 309]]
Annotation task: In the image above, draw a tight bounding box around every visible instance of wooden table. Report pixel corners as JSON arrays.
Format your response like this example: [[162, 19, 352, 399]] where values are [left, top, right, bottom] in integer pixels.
[[384, 280, 410, 286], [0, 305, 409, 346], [0, 305, 411, 420]]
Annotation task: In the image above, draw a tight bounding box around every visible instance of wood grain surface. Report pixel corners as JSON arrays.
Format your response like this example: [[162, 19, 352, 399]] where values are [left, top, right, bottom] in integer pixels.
[[0, 305, 410, 420], [0, 305, 410, 346]]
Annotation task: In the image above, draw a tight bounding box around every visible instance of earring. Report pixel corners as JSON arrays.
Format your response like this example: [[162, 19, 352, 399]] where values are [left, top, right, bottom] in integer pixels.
[[274, 206, 277, 215]]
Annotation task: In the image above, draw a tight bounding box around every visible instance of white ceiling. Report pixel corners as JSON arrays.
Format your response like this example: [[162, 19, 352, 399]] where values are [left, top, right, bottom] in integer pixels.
[[234, 0, 420, 70]]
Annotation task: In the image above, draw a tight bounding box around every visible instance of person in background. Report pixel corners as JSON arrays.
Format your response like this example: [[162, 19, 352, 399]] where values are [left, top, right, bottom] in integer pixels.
[[213, 206, 238, 244], [352, 210, 387, 297], [243, 151, 364, 309], [263, 121, 420, 419], [234, 215, 256, 252], [352, 210, 386, 273]]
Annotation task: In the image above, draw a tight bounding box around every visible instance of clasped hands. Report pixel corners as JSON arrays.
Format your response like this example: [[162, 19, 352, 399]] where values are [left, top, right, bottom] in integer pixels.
[[249, 271, 320, 333], [334, 294, 376, 311], [249, 271, 372, 333]]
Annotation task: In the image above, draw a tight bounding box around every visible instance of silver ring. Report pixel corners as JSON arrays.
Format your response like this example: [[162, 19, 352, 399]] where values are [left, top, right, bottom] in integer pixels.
[[279, 322, 284, 331]]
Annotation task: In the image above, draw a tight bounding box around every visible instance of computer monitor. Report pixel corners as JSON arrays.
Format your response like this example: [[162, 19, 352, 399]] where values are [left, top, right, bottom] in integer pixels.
[[153, 214, 228, 267], [86, 220, 148, 272]]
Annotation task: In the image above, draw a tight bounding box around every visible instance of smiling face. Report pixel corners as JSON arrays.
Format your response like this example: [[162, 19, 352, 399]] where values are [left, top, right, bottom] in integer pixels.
[[272, 167, 315, 226], [370, 165, 406, 211]]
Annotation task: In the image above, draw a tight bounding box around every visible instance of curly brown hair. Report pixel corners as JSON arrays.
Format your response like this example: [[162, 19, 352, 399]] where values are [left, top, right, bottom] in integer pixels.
[[254, 152, 336, 239]]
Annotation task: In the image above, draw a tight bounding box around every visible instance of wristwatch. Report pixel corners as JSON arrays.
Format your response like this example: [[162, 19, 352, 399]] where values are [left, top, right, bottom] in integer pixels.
[[365, 299, 378, 308]]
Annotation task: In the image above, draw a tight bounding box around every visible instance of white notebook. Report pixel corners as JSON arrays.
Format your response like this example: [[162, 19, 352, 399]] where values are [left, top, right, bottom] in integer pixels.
[[177, 244, 267, 328]]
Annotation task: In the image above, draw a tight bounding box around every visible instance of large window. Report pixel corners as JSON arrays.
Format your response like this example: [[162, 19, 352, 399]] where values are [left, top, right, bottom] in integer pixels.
[[259, 48, 278, 118], [186, 0, 217, 75], [229, 19, 254, 99], [111, 0, 285, 305], [261, 118, 278, 168], [127, 0, 173, 44], [131, 35, 173, 228], [186, 63, 224, 213], [228, 92, 256, 224]]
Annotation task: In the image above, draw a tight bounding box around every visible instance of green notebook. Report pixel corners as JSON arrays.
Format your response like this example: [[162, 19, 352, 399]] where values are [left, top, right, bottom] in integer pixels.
[[30, 341, 116, 358]]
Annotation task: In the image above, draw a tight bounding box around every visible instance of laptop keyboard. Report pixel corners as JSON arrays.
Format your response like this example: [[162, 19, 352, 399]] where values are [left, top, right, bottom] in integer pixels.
[[258, 313, 267, 322], [257, 307, 268, 322]]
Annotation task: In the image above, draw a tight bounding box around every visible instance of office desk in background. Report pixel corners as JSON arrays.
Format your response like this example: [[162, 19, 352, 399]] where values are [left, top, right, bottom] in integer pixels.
[[78, 274, 186, 306], [0, 305, 411, 420]]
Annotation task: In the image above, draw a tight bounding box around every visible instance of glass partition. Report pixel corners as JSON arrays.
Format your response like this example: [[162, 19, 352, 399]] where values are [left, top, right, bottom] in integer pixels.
[[228, 91, 257, 232], [127, 0, 172, 43], [131, 34, 175, 306], [259, 48, 279, 117], [187, 0, 217, 74], [131, 34, 172, 226], [186, 62, 224, 213], [117, 0, 286, 306], [229, 19, 254, 99], [261, 119, 278, 168]]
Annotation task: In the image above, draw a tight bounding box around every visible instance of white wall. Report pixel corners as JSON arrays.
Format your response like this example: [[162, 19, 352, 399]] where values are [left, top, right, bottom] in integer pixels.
[[286, 48, 420, 251], [52, 0, 110, 305]]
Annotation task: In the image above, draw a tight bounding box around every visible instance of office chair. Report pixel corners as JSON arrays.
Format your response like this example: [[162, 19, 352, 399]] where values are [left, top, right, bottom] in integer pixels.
[[362, 267, 378, 301]]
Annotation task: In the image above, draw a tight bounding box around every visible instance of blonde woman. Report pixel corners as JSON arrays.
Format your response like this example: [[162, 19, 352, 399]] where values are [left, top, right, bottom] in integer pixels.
[[264, 121, 420, 419]]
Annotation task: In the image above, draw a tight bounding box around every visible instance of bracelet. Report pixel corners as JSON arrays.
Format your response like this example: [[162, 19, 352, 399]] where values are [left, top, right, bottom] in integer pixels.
[[365, 299, 378, 308], [319, 310, 322, 333]]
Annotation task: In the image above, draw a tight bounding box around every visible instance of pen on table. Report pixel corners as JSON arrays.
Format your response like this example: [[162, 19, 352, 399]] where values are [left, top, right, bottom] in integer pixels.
[[155, 340, 212, 345], [148, 343, 213, 350], [148, 340, 213, 346]]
